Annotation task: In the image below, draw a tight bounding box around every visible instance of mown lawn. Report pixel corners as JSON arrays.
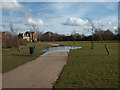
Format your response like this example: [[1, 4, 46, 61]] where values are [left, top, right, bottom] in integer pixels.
[[53, 41, 119, 88], [2, 42, 51, 73]]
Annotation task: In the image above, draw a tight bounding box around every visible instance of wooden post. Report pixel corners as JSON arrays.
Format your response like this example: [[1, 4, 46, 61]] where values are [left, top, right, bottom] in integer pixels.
[[17, 37, 20, 52], [91, 29, 94, 49], [91, 40, 94, 49], [73, 35, 76, 46], [74, 35, 75, 45]]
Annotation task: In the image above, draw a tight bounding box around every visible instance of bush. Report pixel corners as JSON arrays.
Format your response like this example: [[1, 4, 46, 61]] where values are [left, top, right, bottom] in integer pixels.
[[2, 35, 27, 48], [19, 39, 27, 46]]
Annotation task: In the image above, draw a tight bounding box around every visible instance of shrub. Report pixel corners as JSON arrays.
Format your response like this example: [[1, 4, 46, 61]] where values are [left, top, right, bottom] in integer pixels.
[[2, 35, 27, 48]]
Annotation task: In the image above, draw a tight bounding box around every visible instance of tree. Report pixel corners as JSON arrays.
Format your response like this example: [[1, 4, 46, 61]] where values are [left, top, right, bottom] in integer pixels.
[[9, 23, 21, 52], [71, 30, 76, 45], [86, 18, 95, 49], [36, 30, 43, 41], [86, 17, 111, 56], [9, 23, 18, 36]]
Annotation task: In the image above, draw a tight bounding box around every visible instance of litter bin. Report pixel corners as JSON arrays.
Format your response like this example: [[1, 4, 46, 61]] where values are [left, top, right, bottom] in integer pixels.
[[29, 47, 35, 55]]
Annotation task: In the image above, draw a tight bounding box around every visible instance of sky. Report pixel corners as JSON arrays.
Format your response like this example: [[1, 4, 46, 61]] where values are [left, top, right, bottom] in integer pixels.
[[1, 0, 118, 36]]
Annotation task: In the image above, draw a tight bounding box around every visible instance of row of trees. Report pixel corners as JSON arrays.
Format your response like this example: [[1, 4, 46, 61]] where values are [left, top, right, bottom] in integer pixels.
[[2, 24, 27, 48], [2, 34, 27, 48], [2, 24, 119, 49], [36, 30, 119, 42]]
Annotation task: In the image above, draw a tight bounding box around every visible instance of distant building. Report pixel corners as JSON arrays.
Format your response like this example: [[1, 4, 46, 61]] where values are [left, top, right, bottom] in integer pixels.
[[1, 32, 6, 36], [0, 31, 12, 38], [18, 31, 37, 42], [44, 31, 53, 36]]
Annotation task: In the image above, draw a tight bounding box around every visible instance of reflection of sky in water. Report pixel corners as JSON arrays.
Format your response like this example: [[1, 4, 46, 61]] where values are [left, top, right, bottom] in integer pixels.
[[40, 46, 82, 56]]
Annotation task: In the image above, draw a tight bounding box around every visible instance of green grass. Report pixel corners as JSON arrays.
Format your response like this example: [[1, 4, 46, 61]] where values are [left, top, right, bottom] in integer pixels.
[[2, 42, 51, 73], [53, 41, 119, 88]]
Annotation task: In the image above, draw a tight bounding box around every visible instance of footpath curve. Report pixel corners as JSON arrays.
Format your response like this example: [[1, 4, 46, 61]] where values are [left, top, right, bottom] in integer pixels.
[[3, 43, 68, 88]]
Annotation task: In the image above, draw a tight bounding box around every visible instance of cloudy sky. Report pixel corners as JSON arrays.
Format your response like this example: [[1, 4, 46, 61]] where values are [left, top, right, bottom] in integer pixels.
[[1, 0, 118, 35]]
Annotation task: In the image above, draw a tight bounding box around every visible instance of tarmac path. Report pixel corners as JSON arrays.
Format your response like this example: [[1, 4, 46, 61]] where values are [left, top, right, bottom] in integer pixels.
[[2, 52, 68, 88]]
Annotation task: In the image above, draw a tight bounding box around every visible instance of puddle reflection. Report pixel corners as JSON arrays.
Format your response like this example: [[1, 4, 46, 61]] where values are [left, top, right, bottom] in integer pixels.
[[40, 46, 82, 56]]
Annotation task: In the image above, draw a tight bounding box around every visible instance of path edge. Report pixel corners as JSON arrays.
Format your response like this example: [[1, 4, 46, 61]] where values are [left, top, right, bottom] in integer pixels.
[[52, 51, 70, 89]]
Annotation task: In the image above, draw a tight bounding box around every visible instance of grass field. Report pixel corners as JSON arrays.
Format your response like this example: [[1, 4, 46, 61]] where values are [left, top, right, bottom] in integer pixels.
[[53, 41, 119, 88], [2, 42, 51, 73]]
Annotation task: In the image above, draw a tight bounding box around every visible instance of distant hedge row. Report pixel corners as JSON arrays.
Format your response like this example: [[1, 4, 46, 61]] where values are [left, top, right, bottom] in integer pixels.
[[37, 30, 120, 42], [2, 35, 27, 48]]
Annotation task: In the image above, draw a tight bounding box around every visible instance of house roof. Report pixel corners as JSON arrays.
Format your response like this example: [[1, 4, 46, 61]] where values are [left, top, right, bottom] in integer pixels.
[[25, 31, 35, 34], [18, 31, 36, 37]]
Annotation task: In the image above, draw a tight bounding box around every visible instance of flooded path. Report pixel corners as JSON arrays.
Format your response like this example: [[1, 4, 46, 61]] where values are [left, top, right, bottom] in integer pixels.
[[2, 43, 82, 88], [41, 46, 82, 55]]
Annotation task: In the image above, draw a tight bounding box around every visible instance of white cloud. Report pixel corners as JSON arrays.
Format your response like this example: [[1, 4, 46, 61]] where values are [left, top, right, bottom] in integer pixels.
[[29, 9, 32, 12], [65, 32, 71, 35], [100, 16, 118, 24], [92, 20, 100, 25], [113, 26, 118, 30], [64, 17, 88, 26], [2, 16, 24, 24], [93, 16, 117, 26], [15, 0, 119, 2], [89, 17, 117, 31], [113, 26, 118, 33], [71, 30, 76, 35], [106, 2, 117, 10], [108, 22, 112, 25], [92, 20, 112, 28], [51, 2, 70, 10], [38, 13, 58, 19], [27, 17, 43, 26], [1, 0, 24, 11]]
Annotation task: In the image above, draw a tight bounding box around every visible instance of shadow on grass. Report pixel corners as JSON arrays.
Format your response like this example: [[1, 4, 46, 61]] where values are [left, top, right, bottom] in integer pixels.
[[11, 54, 31, 57]]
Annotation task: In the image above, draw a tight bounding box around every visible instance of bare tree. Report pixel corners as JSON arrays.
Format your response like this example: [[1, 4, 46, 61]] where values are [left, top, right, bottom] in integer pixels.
[[36, 30, 43, 41], [86, 18, 95, 49], [86, 17, 111, 56], [10, 23, 21, 52], [71, 30, 76, 45], [9, 23, 18, 36]]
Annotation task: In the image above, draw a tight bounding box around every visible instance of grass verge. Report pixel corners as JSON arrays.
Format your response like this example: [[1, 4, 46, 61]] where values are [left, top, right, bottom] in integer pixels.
[[53, 41, 118, 88], [2, 42, 51, 73]]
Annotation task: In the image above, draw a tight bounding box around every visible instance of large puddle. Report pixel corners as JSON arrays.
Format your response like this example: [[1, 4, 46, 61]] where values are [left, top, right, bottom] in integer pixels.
[[40, 46, 82, 56]]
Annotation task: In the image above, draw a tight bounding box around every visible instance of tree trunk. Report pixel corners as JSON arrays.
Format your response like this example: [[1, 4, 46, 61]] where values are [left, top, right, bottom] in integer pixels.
[[101, 41, 111, 56], [17, 38, 20, 52], [91, 35, 94, 49], [91, 40, 94, 49]]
